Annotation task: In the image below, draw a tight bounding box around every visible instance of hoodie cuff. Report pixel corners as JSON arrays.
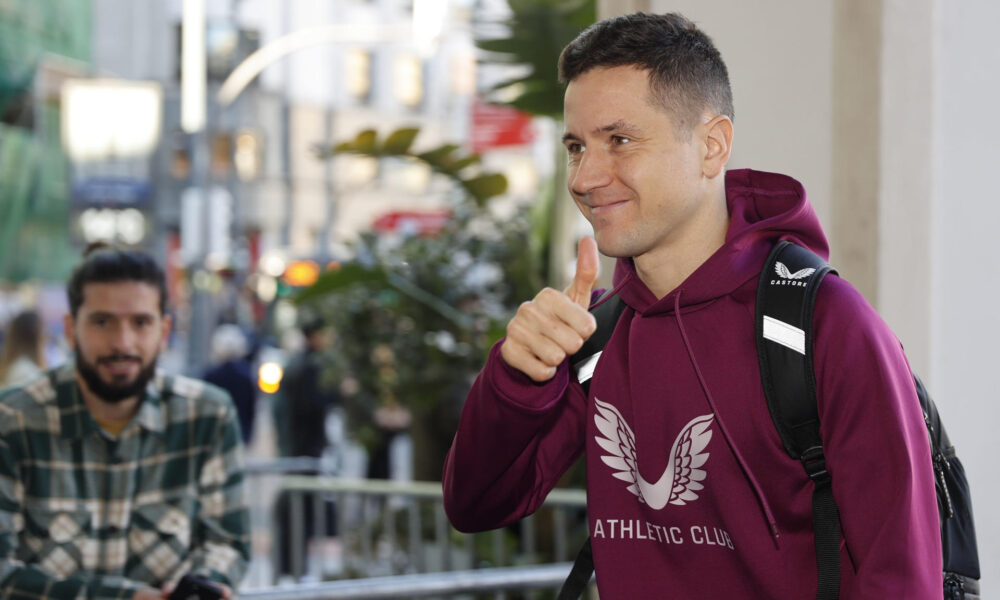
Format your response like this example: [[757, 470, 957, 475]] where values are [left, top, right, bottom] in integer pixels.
[[485, 340, 570, 413]]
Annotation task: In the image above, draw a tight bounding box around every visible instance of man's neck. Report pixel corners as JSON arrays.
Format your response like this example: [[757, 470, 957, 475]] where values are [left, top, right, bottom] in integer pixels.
[[634, 185, 730, 299], [75, 372, 141, 423]]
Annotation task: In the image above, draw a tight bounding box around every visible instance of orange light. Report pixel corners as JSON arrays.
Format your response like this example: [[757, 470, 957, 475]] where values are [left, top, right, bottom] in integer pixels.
[[258, 362, 283, 394], [282, 260, 320, 287]]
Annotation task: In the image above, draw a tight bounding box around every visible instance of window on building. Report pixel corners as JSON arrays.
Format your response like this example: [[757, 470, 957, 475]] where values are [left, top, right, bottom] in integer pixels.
[[345, 48, 372, 103], [392, 55, 423, 108]]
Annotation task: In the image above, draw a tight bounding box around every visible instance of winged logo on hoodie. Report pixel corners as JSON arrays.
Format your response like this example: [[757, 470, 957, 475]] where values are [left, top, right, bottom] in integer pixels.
[[594, 398, 714, 509]]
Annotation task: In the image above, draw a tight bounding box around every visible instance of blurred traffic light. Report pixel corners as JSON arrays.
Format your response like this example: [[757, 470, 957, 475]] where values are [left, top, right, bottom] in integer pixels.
[[282, 260, 320, 287]]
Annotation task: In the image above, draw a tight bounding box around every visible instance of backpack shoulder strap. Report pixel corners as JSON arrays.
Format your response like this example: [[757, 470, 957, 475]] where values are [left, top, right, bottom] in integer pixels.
[[755, 240, 841, 600], [756, 241, 835, 459], [559, 290, 624, 600], [572, 290, 626, 394]]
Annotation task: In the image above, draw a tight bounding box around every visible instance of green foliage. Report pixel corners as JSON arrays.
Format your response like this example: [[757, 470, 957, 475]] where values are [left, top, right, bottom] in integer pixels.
[[475, 0, 596, 118], [298, 211, 541, 474], [317, 128, 508, 207], [303, 128, 545, 477], [474, 0, 596, 284]]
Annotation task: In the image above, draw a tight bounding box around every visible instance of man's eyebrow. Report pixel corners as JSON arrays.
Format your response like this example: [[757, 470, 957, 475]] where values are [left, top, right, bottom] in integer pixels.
[[598, 120, 642, 135], [562, 120, 642, 144], [85, 310, 156, 321]]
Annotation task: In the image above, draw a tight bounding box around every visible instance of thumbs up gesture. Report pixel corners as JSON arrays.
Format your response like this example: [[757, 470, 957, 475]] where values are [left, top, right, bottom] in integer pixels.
[[500, 237, 600, 381]]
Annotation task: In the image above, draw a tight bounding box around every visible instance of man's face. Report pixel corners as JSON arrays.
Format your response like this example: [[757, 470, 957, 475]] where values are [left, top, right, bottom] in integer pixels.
[[64, 281, 171, 403], [563, 66, 712, 265]]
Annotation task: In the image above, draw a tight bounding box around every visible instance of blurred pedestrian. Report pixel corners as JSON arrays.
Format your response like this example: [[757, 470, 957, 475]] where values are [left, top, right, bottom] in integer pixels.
[[0, 245, 250, 599], [204, 323, 257, 444], [275, 316, 339, 459], [0, 310, 47, 388], [272, 315, 340, 579]]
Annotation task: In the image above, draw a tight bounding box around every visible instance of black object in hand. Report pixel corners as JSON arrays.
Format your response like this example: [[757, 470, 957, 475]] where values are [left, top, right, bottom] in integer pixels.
[[168, 575, 224, 600]]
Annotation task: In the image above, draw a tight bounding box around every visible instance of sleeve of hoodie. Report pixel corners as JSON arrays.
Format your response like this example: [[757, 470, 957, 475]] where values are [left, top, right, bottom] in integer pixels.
[[442, 340, 588, 533], [812, 276, 942, 598]]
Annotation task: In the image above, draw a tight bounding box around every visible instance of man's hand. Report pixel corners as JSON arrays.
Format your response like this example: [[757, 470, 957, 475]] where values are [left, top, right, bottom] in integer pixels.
[[500, 236, 600, 381], [159, 578, 233, 599], [132, 588, 165, 600]]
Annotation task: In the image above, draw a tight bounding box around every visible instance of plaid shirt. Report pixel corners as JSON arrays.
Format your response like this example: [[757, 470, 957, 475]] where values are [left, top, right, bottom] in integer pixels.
[[0, 364, 250, 599]]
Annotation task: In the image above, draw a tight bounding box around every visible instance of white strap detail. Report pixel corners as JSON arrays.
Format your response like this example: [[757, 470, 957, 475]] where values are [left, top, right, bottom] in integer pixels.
[[574, 351, 602, 384], [762, 316, 806, 355]]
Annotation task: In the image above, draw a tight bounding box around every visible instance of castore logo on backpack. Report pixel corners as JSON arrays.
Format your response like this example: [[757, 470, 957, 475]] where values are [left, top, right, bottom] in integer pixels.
[[771, 262, 815, 287]]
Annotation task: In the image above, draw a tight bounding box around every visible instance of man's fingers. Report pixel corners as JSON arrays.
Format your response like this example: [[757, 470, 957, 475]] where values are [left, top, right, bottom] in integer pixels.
[[500, 337, 559, 382], [565, 236, 599, 309], [500, 241, 600, 382]]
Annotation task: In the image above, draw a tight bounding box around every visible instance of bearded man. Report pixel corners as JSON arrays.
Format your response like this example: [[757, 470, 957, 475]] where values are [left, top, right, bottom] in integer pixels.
[[0, 246, 249, 599]]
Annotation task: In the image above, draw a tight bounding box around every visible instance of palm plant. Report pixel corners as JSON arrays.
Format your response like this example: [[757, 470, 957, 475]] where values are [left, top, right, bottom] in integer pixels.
[[299, 128, 541, 480], [295, 0, 597, 481], [476, 0, 596, 284]]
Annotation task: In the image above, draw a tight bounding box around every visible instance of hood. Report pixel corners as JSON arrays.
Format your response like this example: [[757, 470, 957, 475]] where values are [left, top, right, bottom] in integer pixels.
[[612, 168, 829, 315]]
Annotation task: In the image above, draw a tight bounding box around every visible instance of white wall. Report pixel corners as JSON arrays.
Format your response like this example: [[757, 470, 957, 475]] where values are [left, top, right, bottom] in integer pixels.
[[879, 0, 934, 376], [931, 0, 1000, 581], [653, 1, 834, 227]]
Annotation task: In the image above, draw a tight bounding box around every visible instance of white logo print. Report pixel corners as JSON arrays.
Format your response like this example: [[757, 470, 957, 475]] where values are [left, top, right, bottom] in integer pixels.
[[774, 262, 815, 280], [771, 261, 816, 287], [594, 398, 714, 509]]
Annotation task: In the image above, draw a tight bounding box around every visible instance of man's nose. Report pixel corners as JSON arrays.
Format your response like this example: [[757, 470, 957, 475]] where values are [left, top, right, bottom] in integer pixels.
[[109, 323, 137, 350], [569, 149, 614, 196]]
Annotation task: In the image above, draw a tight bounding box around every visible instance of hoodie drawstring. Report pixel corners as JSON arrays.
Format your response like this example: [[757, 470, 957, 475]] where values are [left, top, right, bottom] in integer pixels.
[[673, 291, 782, 548]]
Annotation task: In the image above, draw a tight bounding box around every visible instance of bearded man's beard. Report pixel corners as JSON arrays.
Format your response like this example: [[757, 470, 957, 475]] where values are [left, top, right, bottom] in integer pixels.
[[75, 346, 159, 403]]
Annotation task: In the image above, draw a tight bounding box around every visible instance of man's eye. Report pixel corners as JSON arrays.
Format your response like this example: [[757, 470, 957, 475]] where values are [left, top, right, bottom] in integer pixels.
[[612, 135, 632, 146], [565, 142, 584, 155]]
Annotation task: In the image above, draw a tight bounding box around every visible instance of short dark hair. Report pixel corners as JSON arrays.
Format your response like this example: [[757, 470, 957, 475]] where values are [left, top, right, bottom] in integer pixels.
[[66, 246, 168, 317], [558, 12, 734, 134], [299, 315, 326, 338]]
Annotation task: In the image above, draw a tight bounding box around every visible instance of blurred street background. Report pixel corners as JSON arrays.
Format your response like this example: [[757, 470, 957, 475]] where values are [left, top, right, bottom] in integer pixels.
[[1, 0, 997, 595]]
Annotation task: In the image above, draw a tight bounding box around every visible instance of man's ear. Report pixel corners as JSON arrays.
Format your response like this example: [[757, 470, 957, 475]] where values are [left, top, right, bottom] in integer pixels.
[[63, 314, 76, 351], [702, 115, 733, 178]]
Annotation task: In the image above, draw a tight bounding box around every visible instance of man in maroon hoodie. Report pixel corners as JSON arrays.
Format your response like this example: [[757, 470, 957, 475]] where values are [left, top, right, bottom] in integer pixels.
[[443, 11, 941, 599]]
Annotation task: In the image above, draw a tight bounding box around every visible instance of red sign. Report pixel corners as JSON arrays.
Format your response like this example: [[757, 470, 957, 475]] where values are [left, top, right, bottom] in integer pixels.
[[166, 230, 184, 309], [372, 209, 452, 236], [470, 100, 535, 153]]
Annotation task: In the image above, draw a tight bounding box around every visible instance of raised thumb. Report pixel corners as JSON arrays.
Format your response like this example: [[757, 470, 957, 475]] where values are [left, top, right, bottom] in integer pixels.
[[565, 236, 599, 308]]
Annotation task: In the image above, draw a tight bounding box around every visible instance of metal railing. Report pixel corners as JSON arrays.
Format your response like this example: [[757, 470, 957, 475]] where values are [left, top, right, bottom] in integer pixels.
[[241, 563, 579, 599], [242, 458, 589, 595]]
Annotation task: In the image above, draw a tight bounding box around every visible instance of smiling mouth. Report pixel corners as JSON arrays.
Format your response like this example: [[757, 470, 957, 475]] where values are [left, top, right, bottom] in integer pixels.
[[98, 357, 142, 374], [590, 199, 629, 215]]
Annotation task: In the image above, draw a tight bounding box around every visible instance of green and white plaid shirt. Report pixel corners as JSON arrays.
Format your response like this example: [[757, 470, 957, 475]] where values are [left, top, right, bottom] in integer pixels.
[[0, 364, 250, 599]]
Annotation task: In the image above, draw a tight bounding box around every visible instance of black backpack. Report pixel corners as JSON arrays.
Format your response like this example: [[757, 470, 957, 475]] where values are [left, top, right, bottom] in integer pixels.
[[558, 240, 980, 600]]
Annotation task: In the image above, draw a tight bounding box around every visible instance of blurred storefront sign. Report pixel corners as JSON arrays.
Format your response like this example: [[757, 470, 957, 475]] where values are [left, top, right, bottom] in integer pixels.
[[372, 209, 452, 236], [72, 207, 148, 245], [60, 79, 162, 251], [61, 79, 162, 161], [72, 176, 151, 207], [470, 100, 534, 154]]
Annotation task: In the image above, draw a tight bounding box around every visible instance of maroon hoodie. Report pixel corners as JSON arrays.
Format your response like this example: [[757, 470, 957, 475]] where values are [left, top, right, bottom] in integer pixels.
[[443, 169, 942, 598]]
